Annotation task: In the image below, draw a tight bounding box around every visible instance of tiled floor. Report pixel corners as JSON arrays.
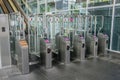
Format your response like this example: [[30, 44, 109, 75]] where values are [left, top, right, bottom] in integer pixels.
[[0, 58, 120, 80]]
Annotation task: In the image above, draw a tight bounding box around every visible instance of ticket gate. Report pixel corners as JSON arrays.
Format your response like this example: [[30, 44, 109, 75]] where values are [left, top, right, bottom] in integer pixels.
[[57, 36, 70, 64], [16, 40, 29, 74], [86, 35, 98, 58], [73, 35, 85, 61], [98, 33, 108, 56], [40, 38, 52, 69]]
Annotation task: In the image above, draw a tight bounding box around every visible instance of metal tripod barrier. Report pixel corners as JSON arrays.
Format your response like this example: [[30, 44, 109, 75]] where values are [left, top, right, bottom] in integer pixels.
[[59, 36, 70, 64], [16, 40, 29, 74], [40, 38, 52, 69], [73, 35, 85, 60], [98, 33, 108, 56], [86, 35, 98, 58]]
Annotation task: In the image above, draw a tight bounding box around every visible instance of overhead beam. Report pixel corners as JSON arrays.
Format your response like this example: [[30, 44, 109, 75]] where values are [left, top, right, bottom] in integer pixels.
[[0, 0, 9, 13]]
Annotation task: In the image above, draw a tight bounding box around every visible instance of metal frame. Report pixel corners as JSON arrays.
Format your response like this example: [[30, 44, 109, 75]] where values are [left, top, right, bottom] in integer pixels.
[[28, 14, 42, 56], [86, 0, 119, 52], [25, 0, 120, 52], [110, 0, 115, 50]]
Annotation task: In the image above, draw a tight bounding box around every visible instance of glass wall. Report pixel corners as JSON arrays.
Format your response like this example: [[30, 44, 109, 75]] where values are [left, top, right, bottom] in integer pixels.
[[88, 7, 112, 48], [88, 0, 113, 7], [68, 0, 120, 52], [112, 6, 120, 51], [28, 0, 37, 14], [116, 0, 120, 3], [76, 0, 87, 8], [24, 0, 120, 52]]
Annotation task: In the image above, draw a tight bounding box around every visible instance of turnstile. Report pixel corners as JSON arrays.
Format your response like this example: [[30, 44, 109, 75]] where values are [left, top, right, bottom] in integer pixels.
[[57, 35, 70, 64], [73, 35, 85, 60], [86, 35, 98, 58], [40, 38, 52, 69], [98, 33, 108, 55], [16, 40, 29, 74]]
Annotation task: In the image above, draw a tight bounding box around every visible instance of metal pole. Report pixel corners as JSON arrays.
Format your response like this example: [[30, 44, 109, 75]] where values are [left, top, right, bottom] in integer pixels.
[[55, 0, 57, 13], [35, 15, 37, 53], [86, 0, 89, 15], [45, 0, 47, 14], [26, 0, 31, 53], [37, 0, 40, 14], [110, 0, 115, 50], [37, 14, 39, 54], [94, 16, 97, 36], [19, 12, 22, 40]]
